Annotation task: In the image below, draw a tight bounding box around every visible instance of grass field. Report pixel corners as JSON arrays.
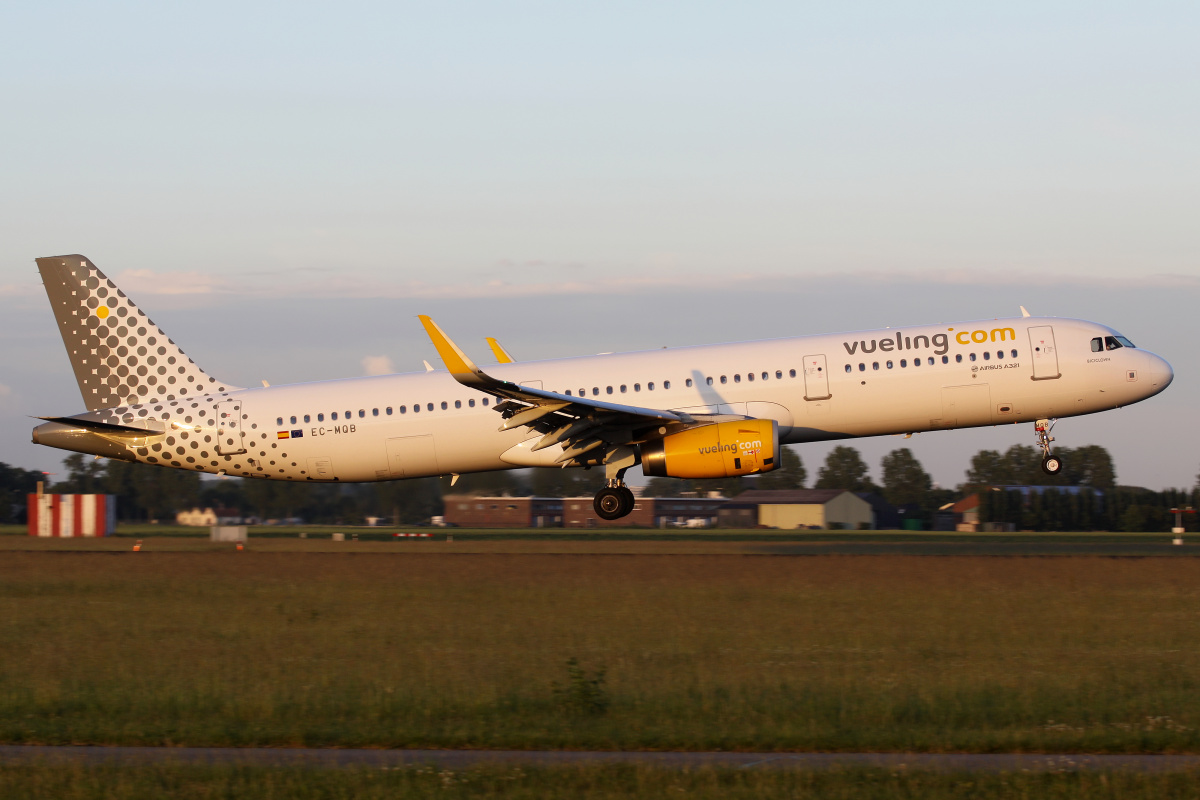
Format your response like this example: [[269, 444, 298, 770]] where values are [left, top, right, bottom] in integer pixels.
[[3, 551, 1200, 753], [3, 763, 1200, 800]]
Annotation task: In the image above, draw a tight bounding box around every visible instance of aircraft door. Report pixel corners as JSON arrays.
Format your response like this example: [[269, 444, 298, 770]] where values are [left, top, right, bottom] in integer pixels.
[[216, 399, 246, 455], [1028, 326, 1061, 381], [802, 354, 831, 400]]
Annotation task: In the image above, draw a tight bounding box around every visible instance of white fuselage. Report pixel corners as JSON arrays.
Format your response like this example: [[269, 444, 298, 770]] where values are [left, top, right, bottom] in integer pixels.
[[102, 315, 1168, 483]]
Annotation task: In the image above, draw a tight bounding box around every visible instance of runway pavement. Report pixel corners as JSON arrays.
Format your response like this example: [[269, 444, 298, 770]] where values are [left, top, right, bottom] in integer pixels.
[[3, 745, 1200, 772]]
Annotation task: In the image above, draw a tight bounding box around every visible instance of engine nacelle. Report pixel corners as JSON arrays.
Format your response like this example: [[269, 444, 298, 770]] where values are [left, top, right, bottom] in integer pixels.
[[641, 419, 779, 479]]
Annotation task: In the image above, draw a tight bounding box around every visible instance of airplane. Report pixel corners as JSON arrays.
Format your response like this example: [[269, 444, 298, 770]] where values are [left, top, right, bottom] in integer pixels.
[[31, 254, 1173, 520]]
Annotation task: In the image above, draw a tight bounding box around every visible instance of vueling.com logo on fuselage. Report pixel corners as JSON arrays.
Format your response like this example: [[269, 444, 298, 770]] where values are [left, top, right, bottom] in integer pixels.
[[842, 327, 1016, 357]]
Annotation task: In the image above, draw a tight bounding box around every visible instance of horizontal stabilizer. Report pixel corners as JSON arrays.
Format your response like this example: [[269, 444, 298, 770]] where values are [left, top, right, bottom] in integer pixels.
[[37, 416, 165, 437]]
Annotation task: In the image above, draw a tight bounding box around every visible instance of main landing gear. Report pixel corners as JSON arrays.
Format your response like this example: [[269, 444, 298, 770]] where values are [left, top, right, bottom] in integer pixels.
[[594, 480, 635, 521], [1035, 418, 1063, 475], [593, 445, 639, 521]]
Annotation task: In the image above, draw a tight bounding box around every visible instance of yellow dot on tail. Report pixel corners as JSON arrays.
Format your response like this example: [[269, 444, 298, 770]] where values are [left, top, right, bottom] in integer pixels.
[[97, 307, 109, 319]]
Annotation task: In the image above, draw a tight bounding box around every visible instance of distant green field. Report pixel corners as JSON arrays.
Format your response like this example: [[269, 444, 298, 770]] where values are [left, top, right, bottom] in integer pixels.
[[1, 522, 1188, 543], [2, 763, 1199, 800], [2, 552, 1200, 753]]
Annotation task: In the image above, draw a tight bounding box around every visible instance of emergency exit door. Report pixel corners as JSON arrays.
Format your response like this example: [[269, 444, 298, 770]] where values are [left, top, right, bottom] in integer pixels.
[[1028, 326, 1061, 381], [802, 354, 831, 400]]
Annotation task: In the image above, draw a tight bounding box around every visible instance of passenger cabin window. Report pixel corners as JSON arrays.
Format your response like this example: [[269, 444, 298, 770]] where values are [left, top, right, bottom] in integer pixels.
[[482, 398, 489, 406], [606, 386, 613, 394], [859, 363, 866, 371], [706, 377, 713, 385], [969, 353, 976, 362], [400, 406, 407, 414], [872, 362, 879, 370], [455, 400, 461, 408], [386, 407, 392, 415], [747, 373, 754, 381], [620, 385, 627, 393], [427, 403, 433, 411], [900, 359, 907, 367], [634, 383, 640, 391], [983, 352, 990, 360], [663, 380, 671, 389], [686, 379, 693, 387], [372, 408, 379, 416], [359, 409, 366, 417], [441, 401, 447, 410], [647, 382, 654, 390], [845, 364, 852, 373], [789, 369, 796, 378], [318, 413, 324, 422], [469, 399, 475, 407], [412, 405, 419, 413], [304, 414, 311, 423], [942, 356, 949, 364], [565, 390, 572, 396], [886, 360, 894, 369], [720, 375, 727, 384], [290, 416, 297, 425], [276, 417, 283, 426], [332, 412, 339, 420], [955, 354, 963, 363], [592, 387, 599, 396], [345, 410, 352, 418], [775, 370, 783, 379]]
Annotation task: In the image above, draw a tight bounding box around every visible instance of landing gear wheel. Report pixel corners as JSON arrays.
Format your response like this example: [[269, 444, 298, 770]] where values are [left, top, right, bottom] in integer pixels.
[[618, 486, 635, 517], [1042, 455, 1063, 475], [594, 487, 627, 521]]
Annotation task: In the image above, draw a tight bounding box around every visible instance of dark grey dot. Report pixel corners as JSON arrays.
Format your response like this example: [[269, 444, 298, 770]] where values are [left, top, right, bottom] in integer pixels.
[[86, 297, 99, 309]]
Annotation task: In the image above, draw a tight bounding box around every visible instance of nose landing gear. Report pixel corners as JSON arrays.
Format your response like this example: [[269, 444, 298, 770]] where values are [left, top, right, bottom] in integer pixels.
[[1035, 418, 1063, 475]]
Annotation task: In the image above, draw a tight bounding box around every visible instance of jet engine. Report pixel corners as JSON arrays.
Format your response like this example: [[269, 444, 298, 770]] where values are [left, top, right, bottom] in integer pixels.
[[641, 419, 779, 479]]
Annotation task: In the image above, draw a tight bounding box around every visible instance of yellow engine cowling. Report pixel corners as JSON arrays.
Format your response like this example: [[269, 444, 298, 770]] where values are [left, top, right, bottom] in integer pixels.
[[641, 419, 779, 479]]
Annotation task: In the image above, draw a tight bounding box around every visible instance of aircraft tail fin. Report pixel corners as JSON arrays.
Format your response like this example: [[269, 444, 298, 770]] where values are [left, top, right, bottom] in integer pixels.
[[36, 255, 238, 411]]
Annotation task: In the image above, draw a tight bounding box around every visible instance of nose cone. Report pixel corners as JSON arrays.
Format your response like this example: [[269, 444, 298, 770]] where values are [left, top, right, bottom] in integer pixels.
[[1141, 350, 1174, 397]]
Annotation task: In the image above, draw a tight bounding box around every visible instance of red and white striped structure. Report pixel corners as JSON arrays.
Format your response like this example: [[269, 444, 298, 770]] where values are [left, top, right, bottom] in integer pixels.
[[27, 494, 116, 537], [393, 532, 434, 538]]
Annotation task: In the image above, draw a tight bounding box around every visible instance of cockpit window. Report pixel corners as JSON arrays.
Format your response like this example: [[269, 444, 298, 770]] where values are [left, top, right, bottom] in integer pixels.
[[1091, 338, 1103, 352], [1115, 335, 1135, 348]]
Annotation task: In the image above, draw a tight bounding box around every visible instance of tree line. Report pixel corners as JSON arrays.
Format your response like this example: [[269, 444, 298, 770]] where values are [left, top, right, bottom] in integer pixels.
[[1, 443, 1197, 531]]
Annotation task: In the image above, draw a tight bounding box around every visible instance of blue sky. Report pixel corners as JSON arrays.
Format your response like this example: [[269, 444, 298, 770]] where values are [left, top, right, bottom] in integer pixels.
[[1, 2, 1197, 489]]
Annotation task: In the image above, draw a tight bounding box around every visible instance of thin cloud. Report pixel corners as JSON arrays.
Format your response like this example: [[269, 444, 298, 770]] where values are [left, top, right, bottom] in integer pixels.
[[13, 266, 1200, 308], [361, 355, 396, 376]]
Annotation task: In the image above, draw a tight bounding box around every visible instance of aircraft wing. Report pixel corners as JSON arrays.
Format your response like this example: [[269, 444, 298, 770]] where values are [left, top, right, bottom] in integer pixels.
[[420, 316, 690, 464]]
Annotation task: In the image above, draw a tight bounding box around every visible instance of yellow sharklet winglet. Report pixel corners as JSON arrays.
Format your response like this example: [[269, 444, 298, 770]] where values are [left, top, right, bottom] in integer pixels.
[[418, 315, 489, 388], [486, 337, 516, 364]]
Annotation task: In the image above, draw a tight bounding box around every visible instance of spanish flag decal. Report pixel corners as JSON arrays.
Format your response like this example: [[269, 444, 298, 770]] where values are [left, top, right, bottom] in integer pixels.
[[277, 431, 290, 439]]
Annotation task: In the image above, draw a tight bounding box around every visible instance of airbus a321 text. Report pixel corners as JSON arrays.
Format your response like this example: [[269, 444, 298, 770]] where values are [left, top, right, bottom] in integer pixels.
[[31, 255, 1173, 520]]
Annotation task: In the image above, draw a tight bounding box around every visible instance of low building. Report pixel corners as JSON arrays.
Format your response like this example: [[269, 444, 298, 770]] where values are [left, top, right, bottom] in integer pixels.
[[176, 507, 218, 526], [443, 495, 563, 528], [725, 489, 875, 530], [562, 496, 725, 528]]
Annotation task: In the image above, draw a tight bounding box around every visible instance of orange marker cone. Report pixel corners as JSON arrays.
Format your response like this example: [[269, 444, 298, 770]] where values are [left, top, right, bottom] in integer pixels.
[[133, 540, 142, 552], [236, 541, 244, 551]]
